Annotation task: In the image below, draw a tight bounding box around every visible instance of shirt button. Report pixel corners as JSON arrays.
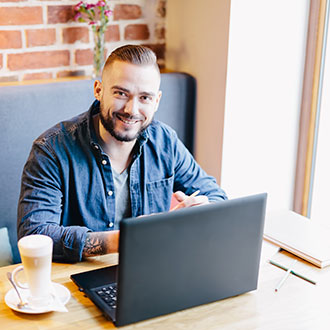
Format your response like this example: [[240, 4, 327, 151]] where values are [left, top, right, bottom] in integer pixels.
[[109, 222, 114, 228], [94, 145, 99, 150], [107, 190, 113, 196], [102, 159, 107, 165]]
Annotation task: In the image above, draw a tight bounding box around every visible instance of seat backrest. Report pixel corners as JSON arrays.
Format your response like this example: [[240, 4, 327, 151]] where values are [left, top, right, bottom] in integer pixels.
[[0, 73, 196, 263], [0, 227, 13, 266]]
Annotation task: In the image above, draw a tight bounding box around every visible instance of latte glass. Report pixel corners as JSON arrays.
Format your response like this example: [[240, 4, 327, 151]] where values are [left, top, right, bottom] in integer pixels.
[[12, 235, 53, 308]]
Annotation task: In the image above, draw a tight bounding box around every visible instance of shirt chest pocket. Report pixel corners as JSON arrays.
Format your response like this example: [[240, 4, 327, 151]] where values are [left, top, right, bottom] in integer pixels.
[[146, 175, 174, 213]]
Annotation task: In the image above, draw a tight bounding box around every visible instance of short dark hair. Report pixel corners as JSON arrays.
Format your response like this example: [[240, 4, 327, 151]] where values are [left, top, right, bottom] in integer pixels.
[[103, 44, 159, 74]]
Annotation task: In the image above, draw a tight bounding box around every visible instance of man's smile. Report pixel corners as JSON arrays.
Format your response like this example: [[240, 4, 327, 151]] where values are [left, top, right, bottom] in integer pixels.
[[115, 113, 143, 125]]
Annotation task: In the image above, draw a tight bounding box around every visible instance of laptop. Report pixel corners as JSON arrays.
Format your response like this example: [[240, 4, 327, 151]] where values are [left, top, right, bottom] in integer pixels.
[[71, 193, 267, 327]]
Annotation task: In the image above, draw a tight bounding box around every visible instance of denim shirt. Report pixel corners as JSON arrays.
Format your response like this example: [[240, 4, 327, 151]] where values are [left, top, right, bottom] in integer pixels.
[[17, 101, 227, 263]]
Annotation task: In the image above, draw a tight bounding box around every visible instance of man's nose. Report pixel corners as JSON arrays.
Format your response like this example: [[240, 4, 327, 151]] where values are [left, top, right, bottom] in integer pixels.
[[124, 97, 139, 115]]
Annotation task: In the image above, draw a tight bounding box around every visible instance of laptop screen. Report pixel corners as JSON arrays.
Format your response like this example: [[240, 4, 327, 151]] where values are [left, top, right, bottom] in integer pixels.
[[116, 193, 267, 326]]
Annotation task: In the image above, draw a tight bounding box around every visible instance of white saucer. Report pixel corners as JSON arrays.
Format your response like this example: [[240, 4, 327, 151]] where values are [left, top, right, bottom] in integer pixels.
[[5, 282, 70, 314]]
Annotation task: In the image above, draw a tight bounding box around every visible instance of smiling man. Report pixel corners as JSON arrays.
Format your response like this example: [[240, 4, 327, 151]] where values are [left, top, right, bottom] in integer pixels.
[[17, 45, 227, 263]]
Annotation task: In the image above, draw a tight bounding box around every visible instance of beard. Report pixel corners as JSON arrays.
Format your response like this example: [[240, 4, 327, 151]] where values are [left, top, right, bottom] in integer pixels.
[[99, 106, 153, 142]]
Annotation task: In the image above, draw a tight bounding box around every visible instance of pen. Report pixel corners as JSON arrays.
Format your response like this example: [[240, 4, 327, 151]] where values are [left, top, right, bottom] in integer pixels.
[[274, 260, 297, 292], [269, 259, 317, 285], [171, 190, 200, 211]]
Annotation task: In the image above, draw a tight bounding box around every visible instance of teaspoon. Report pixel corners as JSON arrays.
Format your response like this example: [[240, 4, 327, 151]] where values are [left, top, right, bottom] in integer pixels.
[[6, 272, 28, 309]]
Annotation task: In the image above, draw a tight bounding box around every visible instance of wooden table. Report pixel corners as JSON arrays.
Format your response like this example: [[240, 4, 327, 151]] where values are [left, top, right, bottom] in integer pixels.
[[1, 242, 330, 329]]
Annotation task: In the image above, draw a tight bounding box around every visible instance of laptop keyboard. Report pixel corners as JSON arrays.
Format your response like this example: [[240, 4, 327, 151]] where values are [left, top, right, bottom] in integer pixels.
[[95, 283, 117, 310]]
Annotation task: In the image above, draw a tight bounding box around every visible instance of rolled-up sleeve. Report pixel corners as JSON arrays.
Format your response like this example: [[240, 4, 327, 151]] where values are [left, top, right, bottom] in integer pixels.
[[17, 141, 90, 263]]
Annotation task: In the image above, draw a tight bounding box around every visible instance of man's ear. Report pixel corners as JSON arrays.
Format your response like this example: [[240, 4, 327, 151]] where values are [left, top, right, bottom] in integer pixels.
[[154, 90, 162, 112], [94, 80, 103, 101]]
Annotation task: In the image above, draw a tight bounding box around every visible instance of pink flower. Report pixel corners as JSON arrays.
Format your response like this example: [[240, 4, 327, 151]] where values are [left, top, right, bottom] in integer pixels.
[[86, 3, 96, 9], [96, 1, 106, 7], [104, 9, 112, 17], [74, 12, 83, 21], [89, 21, 97, 25], [74, 1, 83, 11]]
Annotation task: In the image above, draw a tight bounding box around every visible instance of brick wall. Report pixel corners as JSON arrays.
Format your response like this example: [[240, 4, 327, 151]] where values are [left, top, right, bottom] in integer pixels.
[[0, 0, 166, 82]]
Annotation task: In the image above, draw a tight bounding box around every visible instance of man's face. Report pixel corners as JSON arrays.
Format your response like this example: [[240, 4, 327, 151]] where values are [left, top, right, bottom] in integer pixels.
[[94, 60, 162, 142]]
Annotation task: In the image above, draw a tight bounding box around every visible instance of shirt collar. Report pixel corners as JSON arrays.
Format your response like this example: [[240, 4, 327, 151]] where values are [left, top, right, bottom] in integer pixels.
[[87, 100, 101, 150]]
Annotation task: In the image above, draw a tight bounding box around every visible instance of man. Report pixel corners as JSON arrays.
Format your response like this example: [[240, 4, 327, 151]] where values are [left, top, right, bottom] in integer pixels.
[[17, 45, 227, 263]]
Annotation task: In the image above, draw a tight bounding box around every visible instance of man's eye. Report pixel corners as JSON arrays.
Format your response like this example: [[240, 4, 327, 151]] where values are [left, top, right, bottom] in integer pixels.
[[114, 91, 127, 97], [140, 95, 152, 102]]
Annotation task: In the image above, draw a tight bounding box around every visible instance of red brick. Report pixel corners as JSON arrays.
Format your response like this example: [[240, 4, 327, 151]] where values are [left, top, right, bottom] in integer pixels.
[[124, 24, 149, 41], [56, 70, 85, 78], [0, 30, 22, 49], [0, 75, 18, 82], [47, 5, 75, 24], [143, 43, 165, 61], [62, 27, 89, 44], [113, 4, 142, 20], [0, 7, 43, 25], [8, 50, 70, 70], [157, 0, 166, 18], [23, 72, 53, 81], [0, 54, 2, 69], [105, 25, 120, 42], [26, 29, 56, 47], [75, 49, 93, 65], [155, 25, 165, 39]]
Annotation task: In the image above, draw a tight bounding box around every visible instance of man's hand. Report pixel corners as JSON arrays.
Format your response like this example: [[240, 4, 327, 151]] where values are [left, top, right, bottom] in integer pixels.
[[170, 190, 209, 211], [82, 230, 119, 258]]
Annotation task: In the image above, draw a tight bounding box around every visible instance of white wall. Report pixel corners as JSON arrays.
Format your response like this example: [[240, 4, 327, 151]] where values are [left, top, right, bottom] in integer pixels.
[[221, 0, 310, 210], [166, 0, 231, 183], [311, 22, 330, 225]]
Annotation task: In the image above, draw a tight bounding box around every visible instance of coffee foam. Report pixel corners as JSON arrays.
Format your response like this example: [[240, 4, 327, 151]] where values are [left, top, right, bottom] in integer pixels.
[[18, 235, 53, 257]]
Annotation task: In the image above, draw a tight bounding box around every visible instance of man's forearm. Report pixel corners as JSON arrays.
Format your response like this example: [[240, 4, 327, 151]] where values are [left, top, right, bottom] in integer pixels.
[[82, 230, 120, 258]]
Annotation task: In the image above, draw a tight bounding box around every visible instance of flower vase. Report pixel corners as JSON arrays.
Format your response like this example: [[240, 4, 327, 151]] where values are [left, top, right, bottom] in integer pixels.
[[92, 28, 105, 79]]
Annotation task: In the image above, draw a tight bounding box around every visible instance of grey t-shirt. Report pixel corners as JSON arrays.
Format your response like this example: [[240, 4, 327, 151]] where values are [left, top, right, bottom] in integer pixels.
[[112, 167, 131, 230]]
